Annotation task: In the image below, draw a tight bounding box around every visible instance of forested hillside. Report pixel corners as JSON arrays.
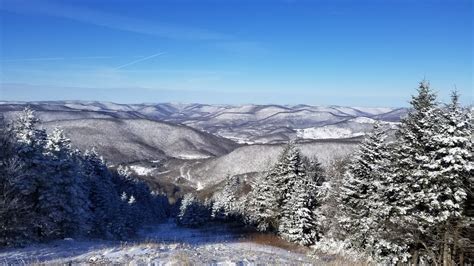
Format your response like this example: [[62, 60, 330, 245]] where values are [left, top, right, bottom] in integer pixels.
[[0, 109, 169, 246]]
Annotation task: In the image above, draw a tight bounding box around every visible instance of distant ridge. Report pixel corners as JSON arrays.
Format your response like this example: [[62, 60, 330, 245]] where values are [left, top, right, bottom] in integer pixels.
[[0, 101, 407, 144]]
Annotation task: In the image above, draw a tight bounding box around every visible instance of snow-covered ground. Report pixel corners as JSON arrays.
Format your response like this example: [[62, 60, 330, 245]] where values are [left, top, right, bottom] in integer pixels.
[[296, 117, 399, 140], [0, 220, 317, 265], [296, 126, 365, 139], [130, 165, 155, 176]]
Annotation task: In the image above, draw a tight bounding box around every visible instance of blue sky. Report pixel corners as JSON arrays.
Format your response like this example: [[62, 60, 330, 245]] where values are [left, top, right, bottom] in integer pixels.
[[0, 0, 472, 106]]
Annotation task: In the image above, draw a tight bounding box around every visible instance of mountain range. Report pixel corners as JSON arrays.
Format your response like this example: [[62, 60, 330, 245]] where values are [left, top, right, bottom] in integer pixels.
[[0, 101, 407, 188]]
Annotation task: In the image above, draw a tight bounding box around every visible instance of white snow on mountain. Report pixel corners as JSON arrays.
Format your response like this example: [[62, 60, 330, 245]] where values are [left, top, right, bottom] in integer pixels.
[[297, 127, 365, 139], [130, 165, 155, 176], [296, 117, 399, 140], [0, 101, 407, 144]]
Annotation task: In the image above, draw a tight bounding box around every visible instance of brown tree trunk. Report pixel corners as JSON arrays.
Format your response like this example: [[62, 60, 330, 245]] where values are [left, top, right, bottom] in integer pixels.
[[442, 230, 451, 266], [411, 250, 419, 266]]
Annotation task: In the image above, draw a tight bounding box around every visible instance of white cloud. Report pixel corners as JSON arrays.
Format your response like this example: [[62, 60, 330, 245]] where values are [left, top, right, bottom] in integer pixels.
[[1, 0, 232, 41]]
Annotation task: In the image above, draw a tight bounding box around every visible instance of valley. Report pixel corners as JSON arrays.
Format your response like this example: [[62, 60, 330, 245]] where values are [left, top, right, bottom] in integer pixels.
[[0, 101, 403, 189]]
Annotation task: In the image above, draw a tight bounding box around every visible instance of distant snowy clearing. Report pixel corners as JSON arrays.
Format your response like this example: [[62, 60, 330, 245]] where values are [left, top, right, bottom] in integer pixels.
[[297, 126, 365, 139], [296, 117, 399, 140], [0, 221, 318, 265], [129, 165, 155, 176]]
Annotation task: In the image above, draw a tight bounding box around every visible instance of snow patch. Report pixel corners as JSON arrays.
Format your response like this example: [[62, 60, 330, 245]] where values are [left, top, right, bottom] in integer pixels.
[[176, 154, 211, 160], [296, 127, 365, 139], [130, 165, 154, 176]]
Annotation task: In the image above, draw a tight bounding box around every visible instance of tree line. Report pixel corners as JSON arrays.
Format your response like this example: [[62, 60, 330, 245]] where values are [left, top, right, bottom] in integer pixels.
[[0, 108, 169, 246]]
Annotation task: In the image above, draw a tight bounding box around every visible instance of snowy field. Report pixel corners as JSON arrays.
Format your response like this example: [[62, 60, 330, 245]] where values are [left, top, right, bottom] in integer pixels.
[[0, 220, 318, 265]]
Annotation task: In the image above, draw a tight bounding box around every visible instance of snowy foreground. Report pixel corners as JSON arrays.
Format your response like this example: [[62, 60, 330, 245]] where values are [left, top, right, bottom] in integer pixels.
[[0, 220, 320, 265]]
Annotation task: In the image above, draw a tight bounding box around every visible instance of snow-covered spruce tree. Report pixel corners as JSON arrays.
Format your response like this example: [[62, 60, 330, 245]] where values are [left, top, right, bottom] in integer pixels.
[[337, 122, 395, 258], [245, 144, 299, 232], [246, 142, 327, 243], [421, 91, 473, 264], [277, 143, 307, 234], [178, 193, 210, 227], [379, 81, 440, 262], [245, 171, 280, 231], [43, 128, 91, 237], [14, 107, 47, 155], [279, 172, 318, 245], [357, 81, 441, 263], [302, 156, 330, 239], [12, 107, 46, 200], [81, 149, 126, 238], [278, 154, 327, 246], [317, 156, 350, 239], [13, 107, 60, 239], [273, 143, 303, 207], [383, 81, 473, 263], [211, 175, 240, 220], [0, 116, 35, 246], [302, 156, 326, 186]]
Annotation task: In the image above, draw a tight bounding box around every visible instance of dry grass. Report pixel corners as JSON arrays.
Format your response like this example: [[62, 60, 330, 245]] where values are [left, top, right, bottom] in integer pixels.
[[169, 251, 193, 266], [242, 232, 311, 254], [316, 255, 373, 266], [310, 249, 374, 266]]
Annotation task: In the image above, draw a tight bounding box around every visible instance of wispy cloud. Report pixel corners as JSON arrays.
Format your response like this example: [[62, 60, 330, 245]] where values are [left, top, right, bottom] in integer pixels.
[[1, 0, 232, 41], [113, 52, 166, 70], [1, 56, 123, 62]]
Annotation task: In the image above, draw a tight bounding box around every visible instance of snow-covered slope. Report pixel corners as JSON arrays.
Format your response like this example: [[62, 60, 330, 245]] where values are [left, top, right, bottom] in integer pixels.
[[296, 117, 399, 140], [0, 101, 403, 186], [41, 118, 238, 164], [0, 101, 406, 144], [152, 140, 358, 187]]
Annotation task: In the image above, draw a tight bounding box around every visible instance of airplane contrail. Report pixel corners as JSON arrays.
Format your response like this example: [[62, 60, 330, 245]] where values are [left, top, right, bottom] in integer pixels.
[[114, 52, 166, 70]]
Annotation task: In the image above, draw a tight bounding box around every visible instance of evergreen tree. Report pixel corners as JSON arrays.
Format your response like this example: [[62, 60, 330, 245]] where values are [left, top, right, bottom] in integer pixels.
[[338, 122, 395, 258], [82, 149, 124, 238], [273, 143, 305, 209], [12, 107, 46, 197], [14, 107, 47, 155], [277, 143, 307, 235], [247, 141, 326, 245], [419, 92, 473, 264], [279, 175, 318, 245], [426, 92, 472, 221], [245, 172, 280, 231], [0, 116, 34, 245], [375, 82, 472, 263], [317, 156, 350, 239], [381, 81, 442, 261], [303, 156, 325, 186], [178, 193, 210, 227], [43, 128, 91, 237], [13, 108, 59, 239], [212, 175, 239, 220]]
